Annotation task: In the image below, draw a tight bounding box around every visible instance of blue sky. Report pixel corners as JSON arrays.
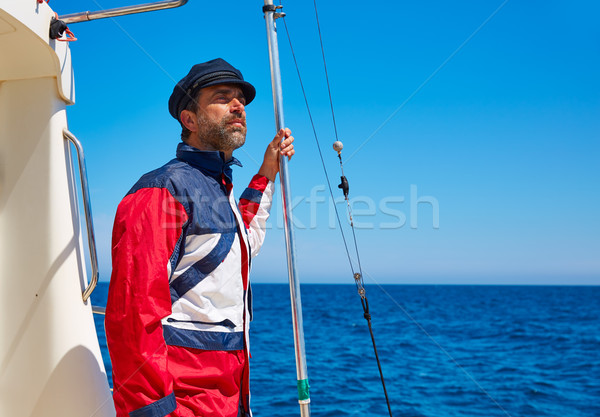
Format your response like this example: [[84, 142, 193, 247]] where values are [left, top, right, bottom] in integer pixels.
[[57, 0, 599, 284]]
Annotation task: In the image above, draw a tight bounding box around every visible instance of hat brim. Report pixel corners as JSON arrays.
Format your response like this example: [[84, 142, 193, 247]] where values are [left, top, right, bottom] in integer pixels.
[[174, 78, 256, 123], [197, 78, 256, 105]]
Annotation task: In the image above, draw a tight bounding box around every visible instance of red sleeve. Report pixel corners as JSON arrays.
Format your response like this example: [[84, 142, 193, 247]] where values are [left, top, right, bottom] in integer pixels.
[[238, 174, 270, 228], [105, 187, 188, 417]]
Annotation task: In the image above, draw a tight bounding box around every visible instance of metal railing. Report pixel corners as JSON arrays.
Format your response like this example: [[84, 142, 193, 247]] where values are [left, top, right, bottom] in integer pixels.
[[63, 129, 99, 302], [58, 0, 188, 24]]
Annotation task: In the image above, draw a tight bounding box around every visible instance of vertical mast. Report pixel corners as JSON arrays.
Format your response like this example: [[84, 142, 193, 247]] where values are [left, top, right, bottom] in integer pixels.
[[262, 2, 311, 416]]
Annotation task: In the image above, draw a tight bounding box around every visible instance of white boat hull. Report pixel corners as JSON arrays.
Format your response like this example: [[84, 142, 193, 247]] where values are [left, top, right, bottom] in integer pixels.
[[0, 2, 115, 416]]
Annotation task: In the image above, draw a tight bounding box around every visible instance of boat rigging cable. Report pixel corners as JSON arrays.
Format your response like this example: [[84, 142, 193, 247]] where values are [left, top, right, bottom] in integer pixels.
[[281, 1, 394, 415]]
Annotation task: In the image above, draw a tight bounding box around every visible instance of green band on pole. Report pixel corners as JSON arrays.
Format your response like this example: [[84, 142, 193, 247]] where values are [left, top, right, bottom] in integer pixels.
[[297, 379, 310, 401]]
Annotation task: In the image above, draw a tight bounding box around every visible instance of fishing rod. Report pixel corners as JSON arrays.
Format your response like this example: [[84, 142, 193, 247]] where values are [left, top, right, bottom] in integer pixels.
[[333, 142, 394, 417], [262, 2, 311, 417]]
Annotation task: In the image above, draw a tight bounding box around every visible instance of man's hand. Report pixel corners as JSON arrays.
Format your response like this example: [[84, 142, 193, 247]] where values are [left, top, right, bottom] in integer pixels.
[[258, 128, 295, 182]]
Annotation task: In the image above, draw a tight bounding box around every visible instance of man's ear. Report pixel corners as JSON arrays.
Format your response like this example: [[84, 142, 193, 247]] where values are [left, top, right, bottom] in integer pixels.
[[180, 110, 198, 133]]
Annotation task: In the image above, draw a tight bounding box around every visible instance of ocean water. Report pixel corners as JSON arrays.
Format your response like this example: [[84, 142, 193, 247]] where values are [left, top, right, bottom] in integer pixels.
[[91, 283, 600, 416]]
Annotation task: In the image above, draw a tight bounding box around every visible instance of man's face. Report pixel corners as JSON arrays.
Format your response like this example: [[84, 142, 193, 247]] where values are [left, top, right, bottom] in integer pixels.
[[195, 84, 247, 154]]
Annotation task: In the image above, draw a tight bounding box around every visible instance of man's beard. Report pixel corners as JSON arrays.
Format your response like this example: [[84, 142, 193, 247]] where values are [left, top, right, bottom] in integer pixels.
[[196, 111, 246, 154]]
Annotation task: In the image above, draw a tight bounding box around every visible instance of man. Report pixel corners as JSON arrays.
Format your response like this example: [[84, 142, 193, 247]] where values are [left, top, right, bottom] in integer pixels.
[[105, 58, 294, 417]]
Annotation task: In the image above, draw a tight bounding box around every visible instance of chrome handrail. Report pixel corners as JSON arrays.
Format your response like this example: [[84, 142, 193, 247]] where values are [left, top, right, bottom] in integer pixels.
[[59, 0, 188, 24], [63, 129, 99, 302]]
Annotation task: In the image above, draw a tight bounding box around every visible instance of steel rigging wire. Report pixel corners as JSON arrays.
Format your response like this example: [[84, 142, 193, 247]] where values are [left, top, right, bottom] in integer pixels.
[[280, 1, 394, 415]]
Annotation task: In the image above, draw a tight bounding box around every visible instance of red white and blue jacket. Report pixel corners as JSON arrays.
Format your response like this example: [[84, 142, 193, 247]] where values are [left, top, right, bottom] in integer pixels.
[[105, 143, 274, 417]]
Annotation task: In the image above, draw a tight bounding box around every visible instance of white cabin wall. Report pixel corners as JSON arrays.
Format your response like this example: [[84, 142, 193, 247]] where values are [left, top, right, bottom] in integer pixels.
[[0, 3, 114, 416]]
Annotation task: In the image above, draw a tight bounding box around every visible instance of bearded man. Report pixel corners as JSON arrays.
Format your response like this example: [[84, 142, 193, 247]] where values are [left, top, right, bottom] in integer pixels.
[[105, 58, 294, 417]]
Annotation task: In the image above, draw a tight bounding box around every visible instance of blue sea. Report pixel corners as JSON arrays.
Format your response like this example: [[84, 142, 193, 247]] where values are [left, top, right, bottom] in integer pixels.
[[91, 283, 600, 416]]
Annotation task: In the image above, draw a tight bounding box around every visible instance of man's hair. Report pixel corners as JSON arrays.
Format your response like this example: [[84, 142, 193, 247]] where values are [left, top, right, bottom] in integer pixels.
[[180, 90, 201, 141]]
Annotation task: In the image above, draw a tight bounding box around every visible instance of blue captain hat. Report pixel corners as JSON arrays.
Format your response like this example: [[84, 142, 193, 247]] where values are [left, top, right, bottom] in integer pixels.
[[168, 58, 256, 122]]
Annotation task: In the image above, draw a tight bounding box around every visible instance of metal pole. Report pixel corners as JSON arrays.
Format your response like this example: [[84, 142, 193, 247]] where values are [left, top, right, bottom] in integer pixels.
[[262, 2, 311, 416], [58, 0, 188, 24]]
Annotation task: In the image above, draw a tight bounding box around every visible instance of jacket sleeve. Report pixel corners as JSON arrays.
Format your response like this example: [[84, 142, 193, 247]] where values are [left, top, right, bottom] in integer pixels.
[[105, 187, 188, 417], [238, 174, 275, 258]]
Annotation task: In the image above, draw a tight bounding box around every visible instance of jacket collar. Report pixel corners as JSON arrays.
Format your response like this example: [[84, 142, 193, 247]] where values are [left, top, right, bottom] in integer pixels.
[[176, 142, 242, 183]]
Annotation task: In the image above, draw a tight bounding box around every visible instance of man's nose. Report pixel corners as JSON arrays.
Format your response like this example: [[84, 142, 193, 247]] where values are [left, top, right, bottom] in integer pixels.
[[230, 98, 245, 113]]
